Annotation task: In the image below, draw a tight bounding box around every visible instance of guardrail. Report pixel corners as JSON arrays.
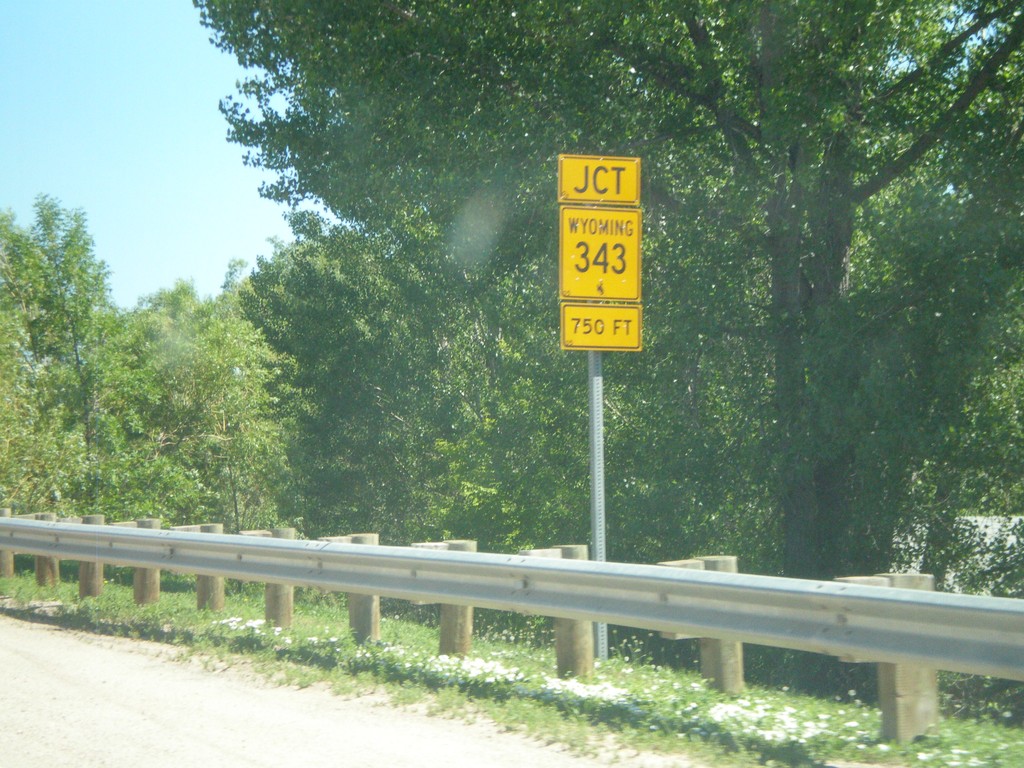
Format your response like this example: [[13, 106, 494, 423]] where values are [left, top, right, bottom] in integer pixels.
[[2, 515, 1023, 743], [3, 516, 1021, 679]]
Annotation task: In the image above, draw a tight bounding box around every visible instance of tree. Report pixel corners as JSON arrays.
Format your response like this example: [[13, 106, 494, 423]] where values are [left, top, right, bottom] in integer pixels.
[[1, 199, 288, 529], [240, 228, 449, 539], [101, 280, 289, 528], [0, 197, 113, 514], [197, 1, 1024, 579], [0, 269, 40, 511]]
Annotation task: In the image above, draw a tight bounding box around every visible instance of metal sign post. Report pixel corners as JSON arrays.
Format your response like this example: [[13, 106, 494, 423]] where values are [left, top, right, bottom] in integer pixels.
[[588, 350, 609, 660], [557, 153, 641, 663]]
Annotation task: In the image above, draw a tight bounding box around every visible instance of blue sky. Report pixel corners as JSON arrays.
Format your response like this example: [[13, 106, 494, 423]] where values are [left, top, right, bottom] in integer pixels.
[[0, 1, 293, 308]]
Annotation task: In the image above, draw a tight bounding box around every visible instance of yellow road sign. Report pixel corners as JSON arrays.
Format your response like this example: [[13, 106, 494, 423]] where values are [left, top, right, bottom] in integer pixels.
[[560, 303, 642, 351], [558, 154, 640, 206], [560, 206, 641, 302]]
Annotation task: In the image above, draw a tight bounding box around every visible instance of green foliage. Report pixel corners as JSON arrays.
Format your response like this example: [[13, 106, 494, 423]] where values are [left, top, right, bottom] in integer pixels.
[[240, 230, 444, 538], [0, 198, 287, 528], [195, 0, 1024, 589], [95, 281, 289, 527], [0, 197, 112, 514], [183, 4, 1024, 645]]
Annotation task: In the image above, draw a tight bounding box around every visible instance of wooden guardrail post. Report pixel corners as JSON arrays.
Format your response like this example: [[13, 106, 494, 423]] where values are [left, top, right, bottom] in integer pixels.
[[0, 508, 13, 578], [554, 544, 594, 678], [877, 574, 940, 742], [78, 514, 105, 597], [410, 539, 479, 655], [265, 527, 296, 628], [196, 524, 225, 611], [659, 556, 745, 693], [348, 533, 380, 644], [696, 556, 745, 693], [440, 539, 477, 656], [835, 573, 939, 743], [34, 513, 59, 586], [133, 518, 162, 604], [520, 546, 594, 678]]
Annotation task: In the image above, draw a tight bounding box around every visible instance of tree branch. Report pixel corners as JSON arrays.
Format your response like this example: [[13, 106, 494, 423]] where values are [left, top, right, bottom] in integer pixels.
[[853, 10, 1024, 204], [1010, 118, 1024, 152], [872, 3, 1016, 108], [684, 13, 762, 164], [612, 38, 761, 169], [611, 42, 706, 106], [1009, 96, 1024, 151], [380, 1, 417, 22], [645, 180, 685, 214]]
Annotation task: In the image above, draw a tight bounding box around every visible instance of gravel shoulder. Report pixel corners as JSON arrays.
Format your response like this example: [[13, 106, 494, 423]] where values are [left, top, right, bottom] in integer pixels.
[[0, 613, 707, 768]]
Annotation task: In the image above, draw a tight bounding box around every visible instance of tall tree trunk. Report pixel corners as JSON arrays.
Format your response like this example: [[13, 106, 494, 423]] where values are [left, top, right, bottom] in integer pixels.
[[770, 137, 858, 580], [767, 150, 822, 579]]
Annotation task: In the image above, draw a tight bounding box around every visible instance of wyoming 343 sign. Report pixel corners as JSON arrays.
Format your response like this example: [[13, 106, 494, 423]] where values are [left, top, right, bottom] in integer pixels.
[[559, 206, 641, 302]]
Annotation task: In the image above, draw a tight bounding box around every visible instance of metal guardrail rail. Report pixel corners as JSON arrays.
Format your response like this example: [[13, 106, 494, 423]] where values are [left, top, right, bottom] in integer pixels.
[[2, 517, 1023, 682]]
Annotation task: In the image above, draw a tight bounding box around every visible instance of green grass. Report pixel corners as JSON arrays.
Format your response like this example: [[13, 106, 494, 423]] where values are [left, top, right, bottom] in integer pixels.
[[1, 565, 1022, 768]]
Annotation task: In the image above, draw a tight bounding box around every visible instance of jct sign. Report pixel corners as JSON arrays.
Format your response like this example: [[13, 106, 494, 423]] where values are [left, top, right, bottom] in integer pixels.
[[557, 155, 640, 206]]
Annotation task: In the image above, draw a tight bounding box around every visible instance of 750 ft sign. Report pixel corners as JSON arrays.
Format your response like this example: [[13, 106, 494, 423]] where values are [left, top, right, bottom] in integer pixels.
[[560, 303, 642, 352]]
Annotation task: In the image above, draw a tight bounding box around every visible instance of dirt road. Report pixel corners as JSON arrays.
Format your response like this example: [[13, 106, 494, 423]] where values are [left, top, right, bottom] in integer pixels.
[[0, 614, 702, 768]]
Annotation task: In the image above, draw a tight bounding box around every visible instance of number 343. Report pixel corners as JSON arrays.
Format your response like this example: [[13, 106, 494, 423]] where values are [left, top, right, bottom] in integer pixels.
[[573, 241, 626, 274]]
